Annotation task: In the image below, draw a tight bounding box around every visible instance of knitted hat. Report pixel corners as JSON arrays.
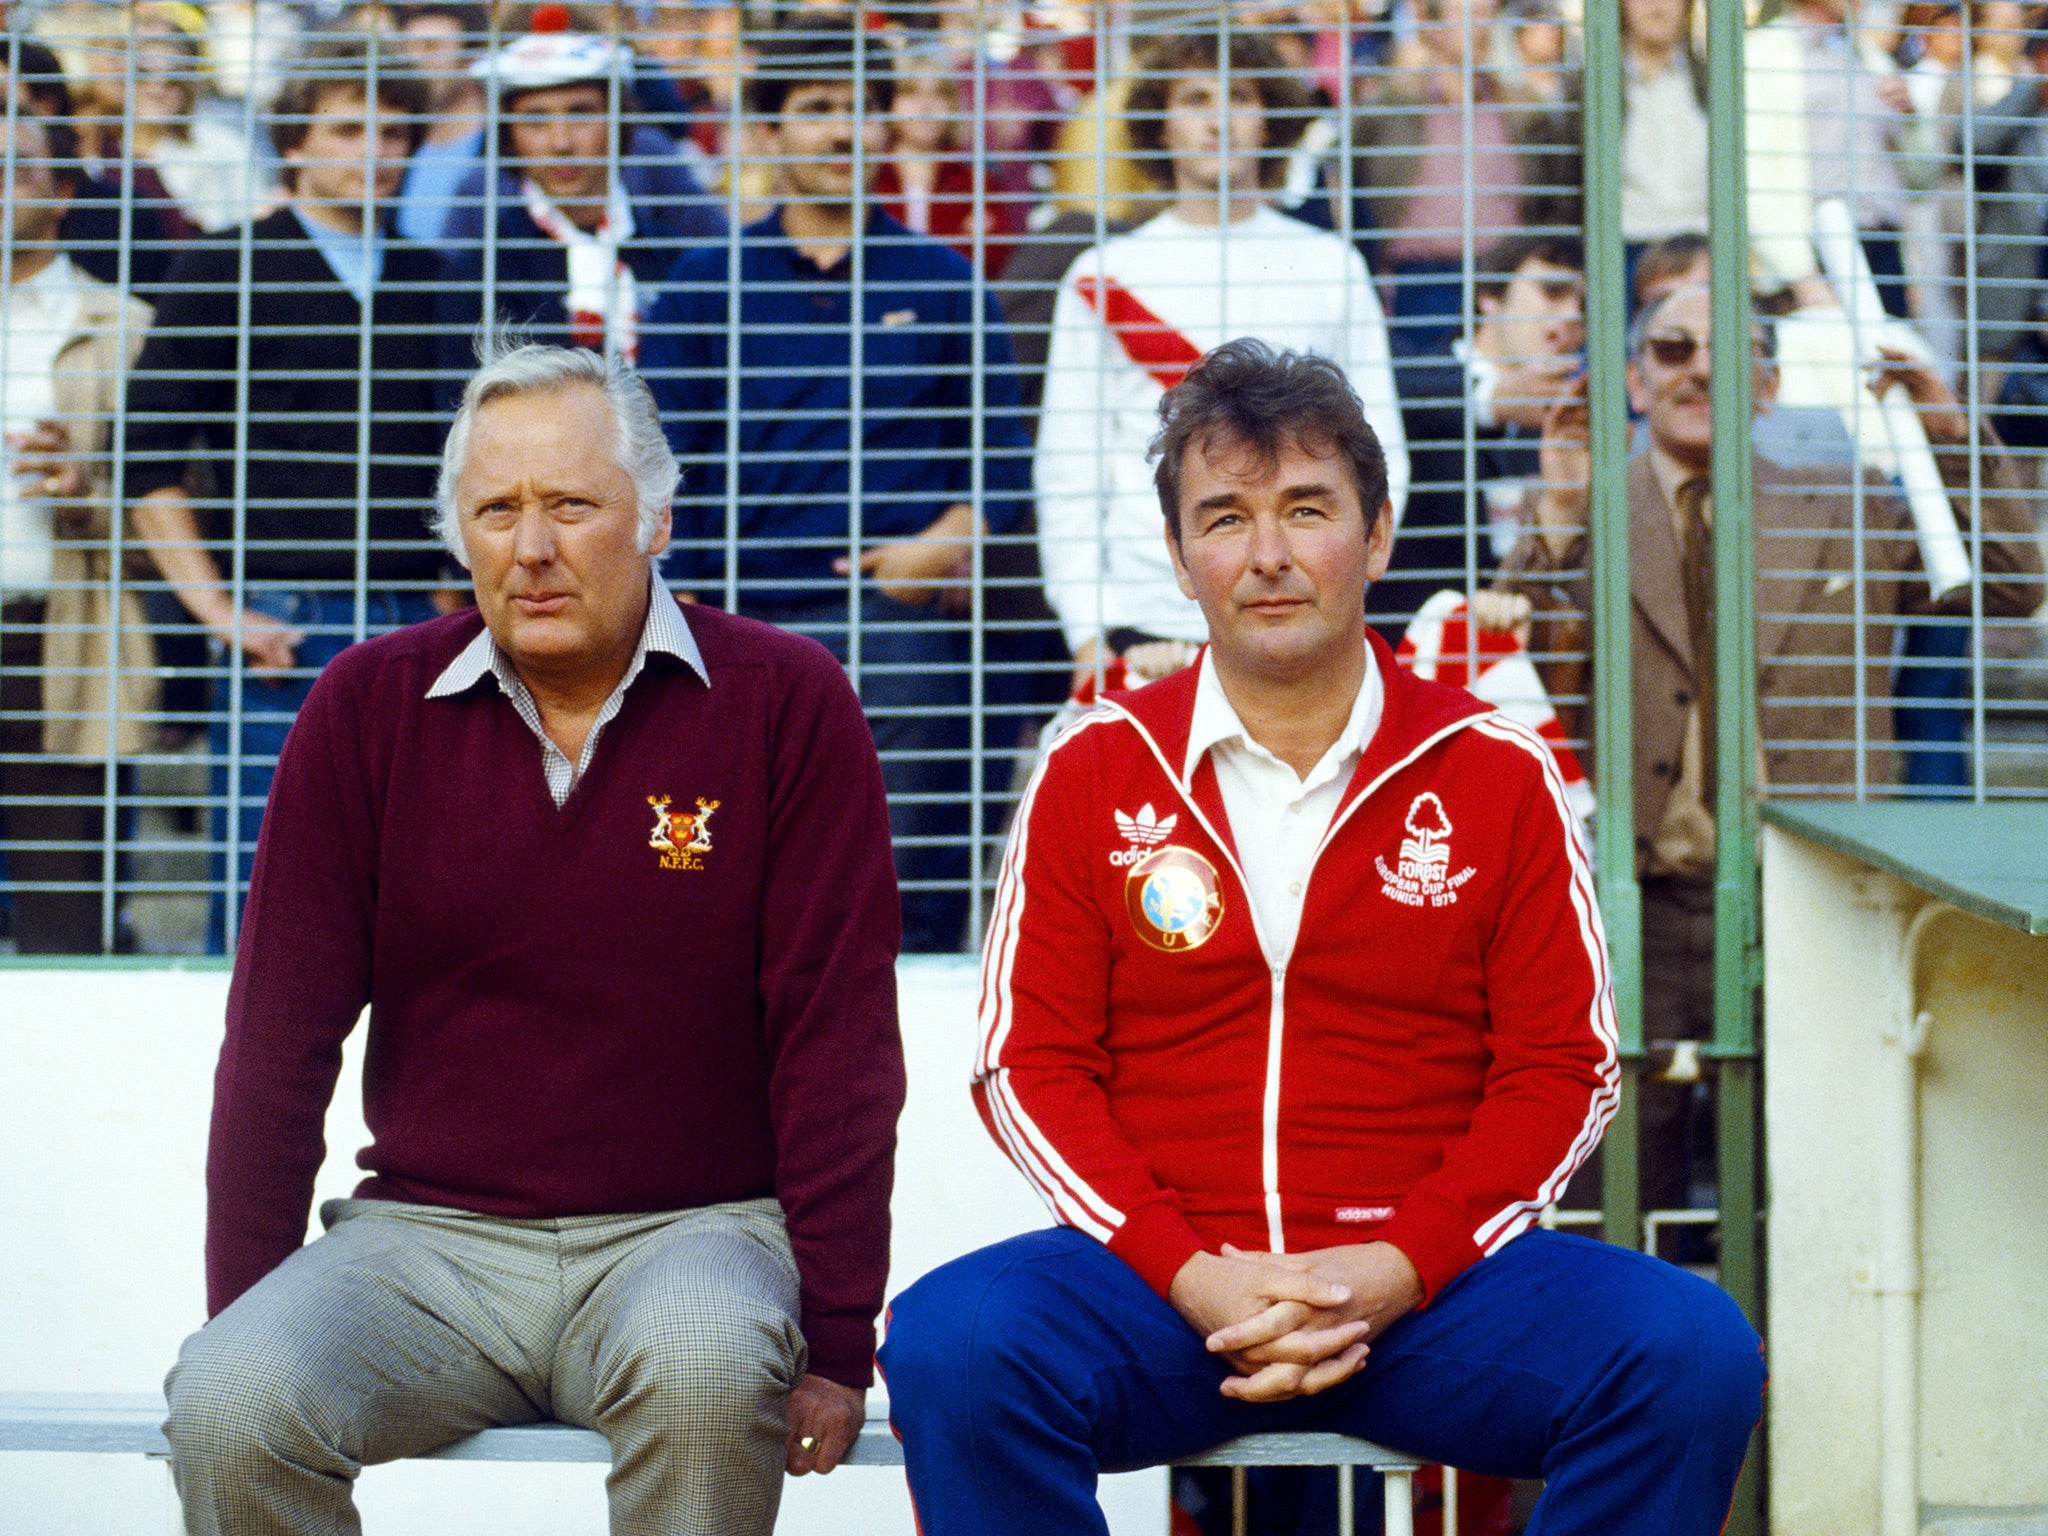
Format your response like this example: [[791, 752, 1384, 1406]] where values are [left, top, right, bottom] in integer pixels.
[[472, 7, 631, 94]]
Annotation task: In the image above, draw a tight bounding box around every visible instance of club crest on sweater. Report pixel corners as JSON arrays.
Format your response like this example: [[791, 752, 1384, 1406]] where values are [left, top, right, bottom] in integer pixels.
[[1376, 791, 1477, 908], [648, 795, 719, 871], [1124, 844, 1223, 952]]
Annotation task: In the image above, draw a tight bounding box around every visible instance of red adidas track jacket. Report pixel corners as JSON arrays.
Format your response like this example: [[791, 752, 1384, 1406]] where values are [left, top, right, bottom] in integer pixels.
[[975, 631, 1620, 1305]]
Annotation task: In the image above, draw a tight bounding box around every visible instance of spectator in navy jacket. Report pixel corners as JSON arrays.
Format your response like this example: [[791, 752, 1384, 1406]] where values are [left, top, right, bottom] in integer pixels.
[[435, 18, 722, 396], [644, 17, 1031, 952]]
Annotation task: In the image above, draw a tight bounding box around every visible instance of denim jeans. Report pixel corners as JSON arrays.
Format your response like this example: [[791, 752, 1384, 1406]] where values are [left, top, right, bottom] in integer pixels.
[[742, 589, 971, 953], [1893, 617, 1972, 795], [208, 585, 438, 951]]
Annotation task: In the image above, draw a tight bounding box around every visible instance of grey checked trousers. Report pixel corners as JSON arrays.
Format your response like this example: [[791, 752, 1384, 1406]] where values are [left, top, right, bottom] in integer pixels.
[[163, 1196, 806, 1536]]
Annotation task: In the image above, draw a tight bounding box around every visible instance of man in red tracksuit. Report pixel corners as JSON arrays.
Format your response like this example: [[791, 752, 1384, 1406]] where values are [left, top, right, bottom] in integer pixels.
[[880, 339, 1765, 1535]]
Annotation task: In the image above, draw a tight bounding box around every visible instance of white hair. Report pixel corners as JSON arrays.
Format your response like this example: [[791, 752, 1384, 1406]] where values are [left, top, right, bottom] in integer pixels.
[[433, 338, 680, 567]]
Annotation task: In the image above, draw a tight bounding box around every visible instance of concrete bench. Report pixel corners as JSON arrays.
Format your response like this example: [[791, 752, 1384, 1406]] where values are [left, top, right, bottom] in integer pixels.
[[1, 1390, 1422, 1536]]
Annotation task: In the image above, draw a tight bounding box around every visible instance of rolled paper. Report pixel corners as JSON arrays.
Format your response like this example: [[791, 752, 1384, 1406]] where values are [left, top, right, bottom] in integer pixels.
[[1879, 391, 1972, 601], [1811, 198, 1972, 601]]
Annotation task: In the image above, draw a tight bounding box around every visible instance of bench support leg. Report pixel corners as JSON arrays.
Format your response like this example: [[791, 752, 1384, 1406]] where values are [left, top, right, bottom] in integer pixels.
[[150, 1453, 184, 1536], [1384, 1468, 1414, 1536], [1204, 1458, 1411, 1536]]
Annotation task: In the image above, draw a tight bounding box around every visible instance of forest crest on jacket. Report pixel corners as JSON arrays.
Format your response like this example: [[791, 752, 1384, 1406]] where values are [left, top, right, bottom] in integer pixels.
[[1375, 790, 1478, 907]]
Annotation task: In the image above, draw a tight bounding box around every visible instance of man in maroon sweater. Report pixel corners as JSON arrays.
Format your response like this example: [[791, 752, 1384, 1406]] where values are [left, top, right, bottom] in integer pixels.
[[161, 342, 905, 1536]]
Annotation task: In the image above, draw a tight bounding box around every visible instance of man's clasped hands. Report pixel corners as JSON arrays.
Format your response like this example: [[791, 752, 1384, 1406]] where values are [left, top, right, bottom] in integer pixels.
[[1168, 1241, 1426, 1402]]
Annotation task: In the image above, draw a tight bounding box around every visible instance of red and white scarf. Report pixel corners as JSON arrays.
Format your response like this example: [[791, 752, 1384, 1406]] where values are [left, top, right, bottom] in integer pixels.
[[522, 179, 639, 363], [1396, 589, 1595, 823]]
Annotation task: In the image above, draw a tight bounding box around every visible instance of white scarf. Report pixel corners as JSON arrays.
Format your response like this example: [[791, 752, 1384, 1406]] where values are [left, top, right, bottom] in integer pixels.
[[522, 178, 639, 363]]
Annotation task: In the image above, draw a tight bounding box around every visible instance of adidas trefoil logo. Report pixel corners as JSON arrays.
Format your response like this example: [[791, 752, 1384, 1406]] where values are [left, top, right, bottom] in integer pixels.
[[1110, 802, 1178, 867]]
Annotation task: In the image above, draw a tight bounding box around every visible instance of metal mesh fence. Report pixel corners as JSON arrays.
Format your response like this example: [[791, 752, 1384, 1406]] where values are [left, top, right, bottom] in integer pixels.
[[0, 0, 2043, 969]]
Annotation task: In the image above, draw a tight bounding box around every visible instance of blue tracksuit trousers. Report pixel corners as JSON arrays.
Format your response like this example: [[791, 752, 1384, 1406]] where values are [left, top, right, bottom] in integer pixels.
[[878, 1227, 1764, 1536]]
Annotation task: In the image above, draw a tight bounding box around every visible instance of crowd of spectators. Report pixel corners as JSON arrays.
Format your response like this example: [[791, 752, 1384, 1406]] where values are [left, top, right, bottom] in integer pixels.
[[2, 0, 2047, 973]]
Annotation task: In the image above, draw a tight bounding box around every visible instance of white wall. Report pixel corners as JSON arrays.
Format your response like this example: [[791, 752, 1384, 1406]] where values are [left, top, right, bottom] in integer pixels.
[[0, 959, 1165, 1535], [1761, 828, 2048, 1534]]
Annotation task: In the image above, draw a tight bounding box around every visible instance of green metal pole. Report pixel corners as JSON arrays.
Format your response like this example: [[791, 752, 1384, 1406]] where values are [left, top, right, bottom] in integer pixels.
[[1581, 0, 1644, 1251], [1705, 0, 1761, 1323], [1718, 1056, 1761, 1326], [1720, 1060, 1763, 1535], [1706, 0, 1764, 1528]]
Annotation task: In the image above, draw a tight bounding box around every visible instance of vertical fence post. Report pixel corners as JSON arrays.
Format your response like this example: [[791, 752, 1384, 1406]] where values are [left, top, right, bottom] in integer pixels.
[[353, 30, 378, 650], [103, 30, 143, 952], [1960, 11, 1989, 803], [221, 5, 266, 956], [1459, 0, 1481, 679], [1087, 0, 1109, 697], [1705, 0, 1761, 1318], [1706, 0, 1764, 1529], [967, 9, 989, 944], [719, 10, 742, 617], [1581, 0, 1644, 1251], [847, 20, 866, 692], [1, 42, 17, 942]]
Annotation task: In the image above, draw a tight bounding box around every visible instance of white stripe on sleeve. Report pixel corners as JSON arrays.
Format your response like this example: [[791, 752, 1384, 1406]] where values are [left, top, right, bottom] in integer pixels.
[[1467, 716, 1622, 1252]]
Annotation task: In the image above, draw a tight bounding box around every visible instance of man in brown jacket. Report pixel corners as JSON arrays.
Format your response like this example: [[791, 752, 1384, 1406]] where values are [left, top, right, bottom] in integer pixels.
[[1484, 280, 2042, 1222], [0, 113, 155, 952]]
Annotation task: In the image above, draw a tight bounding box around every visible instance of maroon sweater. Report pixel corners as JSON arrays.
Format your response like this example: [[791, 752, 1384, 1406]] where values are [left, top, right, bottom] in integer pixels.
[[206, 603, 905, 1388]]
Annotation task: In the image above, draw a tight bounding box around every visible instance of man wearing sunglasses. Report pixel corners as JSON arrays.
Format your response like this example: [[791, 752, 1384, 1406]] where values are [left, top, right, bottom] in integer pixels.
[[1483, 280, 2042, 1226]]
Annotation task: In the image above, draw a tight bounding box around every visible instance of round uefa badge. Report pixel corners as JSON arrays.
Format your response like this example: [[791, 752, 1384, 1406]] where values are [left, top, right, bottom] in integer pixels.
[[1124, 846, 1225, 952]]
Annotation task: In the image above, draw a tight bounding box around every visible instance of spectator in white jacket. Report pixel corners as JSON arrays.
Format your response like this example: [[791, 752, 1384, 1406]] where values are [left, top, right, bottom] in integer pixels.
[[1034, 30, 1409, 681]]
